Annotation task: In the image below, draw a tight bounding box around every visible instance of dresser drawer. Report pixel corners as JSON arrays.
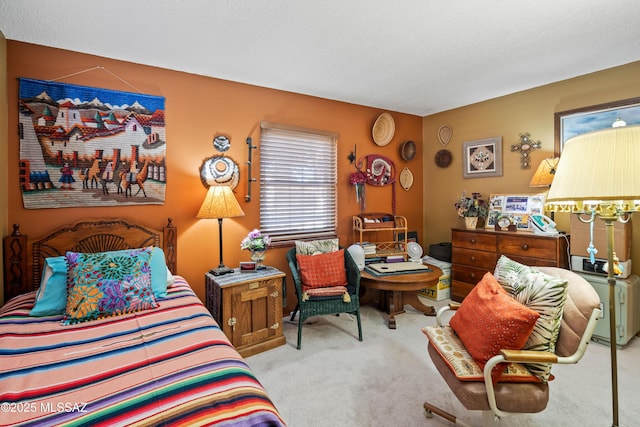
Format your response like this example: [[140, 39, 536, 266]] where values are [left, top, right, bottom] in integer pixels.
[[498, 235, 558, 259], [451, 264, 490, 285], [452, 230, 497, 252], [451, 280, 476, 302], [498, 254, 561, 268], [452, 247, 497, 270]]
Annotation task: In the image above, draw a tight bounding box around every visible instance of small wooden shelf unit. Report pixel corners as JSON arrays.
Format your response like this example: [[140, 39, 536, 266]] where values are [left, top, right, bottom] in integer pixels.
[[352, 215, 408, 260]]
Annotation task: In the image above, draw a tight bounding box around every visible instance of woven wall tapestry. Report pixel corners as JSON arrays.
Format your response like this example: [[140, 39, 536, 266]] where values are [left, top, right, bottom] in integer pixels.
[[18, 78, 166, 209]]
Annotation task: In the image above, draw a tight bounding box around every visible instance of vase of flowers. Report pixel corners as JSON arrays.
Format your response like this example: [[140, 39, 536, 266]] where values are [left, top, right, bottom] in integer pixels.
[[241, 229, 271, 269], [455, 192, 488, 229], [349, 170, 368, 213]]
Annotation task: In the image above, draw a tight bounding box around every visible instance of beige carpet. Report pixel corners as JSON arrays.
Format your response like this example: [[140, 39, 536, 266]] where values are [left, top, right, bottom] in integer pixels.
[[246, 296, 640, 426]]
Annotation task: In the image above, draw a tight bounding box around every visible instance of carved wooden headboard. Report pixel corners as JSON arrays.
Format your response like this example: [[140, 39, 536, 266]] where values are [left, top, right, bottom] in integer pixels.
[[3, 218, 177, 303]]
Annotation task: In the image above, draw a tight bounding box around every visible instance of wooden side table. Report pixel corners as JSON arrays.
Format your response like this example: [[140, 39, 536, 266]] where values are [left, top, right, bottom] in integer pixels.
[[360, 265, 441, 329], [205, 267, 286, 357]]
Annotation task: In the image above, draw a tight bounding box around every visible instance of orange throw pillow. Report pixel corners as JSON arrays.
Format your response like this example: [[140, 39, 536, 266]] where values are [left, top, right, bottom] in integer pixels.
[[296, 249, 348, 290], [450, 272, 540, 383]]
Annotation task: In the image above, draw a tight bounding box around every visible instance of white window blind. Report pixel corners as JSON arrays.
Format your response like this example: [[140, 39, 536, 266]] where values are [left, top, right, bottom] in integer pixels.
[[259, 122, 338, 244]]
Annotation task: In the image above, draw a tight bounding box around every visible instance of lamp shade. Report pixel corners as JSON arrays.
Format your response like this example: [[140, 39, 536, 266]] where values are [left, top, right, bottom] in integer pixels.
[[529, 157, 559, 187], [197, 185, 245, 219], [546, 125, 640, 215]]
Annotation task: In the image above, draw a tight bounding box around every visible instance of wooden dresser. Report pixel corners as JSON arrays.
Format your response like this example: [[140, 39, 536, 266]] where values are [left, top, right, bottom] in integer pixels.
[[450, 228, 569, 301]]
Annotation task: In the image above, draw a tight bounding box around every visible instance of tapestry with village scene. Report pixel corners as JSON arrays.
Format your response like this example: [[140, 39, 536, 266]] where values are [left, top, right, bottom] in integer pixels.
[[18, 78, 166, 209]]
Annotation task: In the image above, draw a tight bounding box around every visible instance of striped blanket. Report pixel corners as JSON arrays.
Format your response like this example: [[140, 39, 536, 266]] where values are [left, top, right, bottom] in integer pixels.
[[0, 277, 285, 426]]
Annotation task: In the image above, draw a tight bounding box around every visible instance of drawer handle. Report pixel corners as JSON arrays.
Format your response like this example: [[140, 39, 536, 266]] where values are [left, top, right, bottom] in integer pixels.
[[469, 273, 475, 279], [469, 238, 476, 244], [521, 244, 529, 250], [470, 256, 476, 262]]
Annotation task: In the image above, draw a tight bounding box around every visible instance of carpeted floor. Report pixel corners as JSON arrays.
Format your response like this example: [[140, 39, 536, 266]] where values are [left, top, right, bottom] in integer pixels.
[[246, 297, 640, 426]]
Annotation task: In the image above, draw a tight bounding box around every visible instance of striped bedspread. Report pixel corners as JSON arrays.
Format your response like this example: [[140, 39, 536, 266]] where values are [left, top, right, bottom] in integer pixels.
[[0, 277, 286, 426]]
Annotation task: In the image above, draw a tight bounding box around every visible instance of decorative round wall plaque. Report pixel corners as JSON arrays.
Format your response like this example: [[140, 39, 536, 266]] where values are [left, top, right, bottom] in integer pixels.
[[435, 149, 452, 168], [199, 155, 239, 189], [213, 135, 231, 152], [400, 140, 416, 161], [399, 167, 414, 191]]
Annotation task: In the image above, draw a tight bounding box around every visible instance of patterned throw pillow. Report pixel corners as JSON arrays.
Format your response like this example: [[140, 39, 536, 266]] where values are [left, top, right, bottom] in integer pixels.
[[450, 272, 540, 384], [296, 249, 347, 290], [63, 247, 157, 325], [295, 238, 339, 255], [423, 326, 539, 383], [494, 255, 569, 382]]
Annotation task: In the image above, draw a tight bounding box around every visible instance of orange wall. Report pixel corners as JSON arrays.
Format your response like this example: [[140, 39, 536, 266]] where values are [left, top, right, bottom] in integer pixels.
[[0, 32, 7, 304], [3, 41, 424, 309]]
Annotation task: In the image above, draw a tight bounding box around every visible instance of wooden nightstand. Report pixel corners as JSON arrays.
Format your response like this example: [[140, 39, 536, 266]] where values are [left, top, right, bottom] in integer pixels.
[[205, 267, 286, 357]]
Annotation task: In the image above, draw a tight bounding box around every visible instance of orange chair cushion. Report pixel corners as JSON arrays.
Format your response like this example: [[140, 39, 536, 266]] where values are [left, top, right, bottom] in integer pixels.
[[296, 249, 348, 290], [450, 272, 540, 383]]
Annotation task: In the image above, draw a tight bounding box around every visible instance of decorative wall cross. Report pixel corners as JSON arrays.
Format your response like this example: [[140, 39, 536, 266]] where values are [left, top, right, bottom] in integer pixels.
[[511, 132, 542, 169]]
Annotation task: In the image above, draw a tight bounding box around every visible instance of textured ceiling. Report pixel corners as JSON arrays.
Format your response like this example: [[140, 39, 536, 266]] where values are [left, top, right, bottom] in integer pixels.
[[2, 0, 640, 116]]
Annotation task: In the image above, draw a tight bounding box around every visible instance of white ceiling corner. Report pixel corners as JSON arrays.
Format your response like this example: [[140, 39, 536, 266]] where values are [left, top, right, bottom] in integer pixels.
[[1, 0, 639, 116]]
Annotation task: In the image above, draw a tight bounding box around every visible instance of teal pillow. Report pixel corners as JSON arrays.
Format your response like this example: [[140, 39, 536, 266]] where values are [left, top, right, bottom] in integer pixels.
[[150, 247, 168, 298], [30, 256, 68, 316], [63, 247, 157, 325]]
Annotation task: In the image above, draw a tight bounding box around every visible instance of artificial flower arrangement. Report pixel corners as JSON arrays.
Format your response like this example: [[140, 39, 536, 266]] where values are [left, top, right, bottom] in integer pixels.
[[455, 192, 488, 218], [349, 170, 368, 185], [240, 229, 271, 251]]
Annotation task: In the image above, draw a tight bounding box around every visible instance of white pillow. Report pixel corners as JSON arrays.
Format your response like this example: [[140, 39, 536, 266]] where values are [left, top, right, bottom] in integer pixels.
[[295, 238, 339, 255]]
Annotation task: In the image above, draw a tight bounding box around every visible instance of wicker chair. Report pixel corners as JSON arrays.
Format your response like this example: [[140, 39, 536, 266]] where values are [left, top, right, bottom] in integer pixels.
[[286, 247, 363, 349]]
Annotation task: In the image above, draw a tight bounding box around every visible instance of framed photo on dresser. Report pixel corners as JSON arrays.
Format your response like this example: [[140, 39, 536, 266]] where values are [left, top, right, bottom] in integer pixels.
[[485, 193, 546, 231]]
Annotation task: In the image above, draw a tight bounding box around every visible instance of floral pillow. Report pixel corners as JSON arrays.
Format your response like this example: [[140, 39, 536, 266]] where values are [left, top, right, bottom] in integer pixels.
[[494, 255, 569, 382], [63, 247, 157, 325], [295, 238, 339, 255]]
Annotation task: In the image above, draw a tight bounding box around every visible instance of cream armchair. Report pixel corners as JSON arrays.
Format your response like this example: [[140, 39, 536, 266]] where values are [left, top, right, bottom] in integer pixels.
[[423, 267, 601, 427]]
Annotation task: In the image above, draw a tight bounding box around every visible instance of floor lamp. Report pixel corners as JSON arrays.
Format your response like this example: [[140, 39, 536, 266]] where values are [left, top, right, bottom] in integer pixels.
[[546, 125, 640, 427], [197, 185, 245, 276]]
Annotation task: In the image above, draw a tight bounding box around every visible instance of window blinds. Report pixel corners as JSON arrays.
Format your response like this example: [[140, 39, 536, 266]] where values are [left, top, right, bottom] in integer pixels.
[[259, 123, 338, 243]]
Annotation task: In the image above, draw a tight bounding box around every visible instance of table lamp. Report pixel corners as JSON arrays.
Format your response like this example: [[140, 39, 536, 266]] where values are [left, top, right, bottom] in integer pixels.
[[546, 125, 640, 427], [529, 157, 559, 187], [197, 185, 245, 276]]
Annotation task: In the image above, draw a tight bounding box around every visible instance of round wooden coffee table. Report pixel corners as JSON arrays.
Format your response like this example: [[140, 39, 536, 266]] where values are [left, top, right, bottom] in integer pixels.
[[360, 264, 442, 329]]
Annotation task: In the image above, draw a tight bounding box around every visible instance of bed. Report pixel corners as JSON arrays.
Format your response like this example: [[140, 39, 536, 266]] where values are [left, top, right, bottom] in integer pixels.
[[0, 218, 285, 426]]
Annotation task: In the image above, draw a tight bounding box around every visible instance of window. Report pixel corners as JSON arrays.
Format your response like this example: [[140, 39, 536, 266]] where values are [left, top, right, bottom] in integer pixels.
[[259, 122, 338, 244]]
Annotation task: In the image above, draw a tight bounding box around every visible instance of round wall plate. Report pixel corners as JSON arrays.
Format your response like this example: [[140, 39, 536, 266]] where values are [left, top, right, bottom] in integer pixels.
[[372, 112, 395, 146], [199, 155, 239, 189], [400, 140, 416, 161], [435, 149, 452, 168], [213, 135, 230, 152]]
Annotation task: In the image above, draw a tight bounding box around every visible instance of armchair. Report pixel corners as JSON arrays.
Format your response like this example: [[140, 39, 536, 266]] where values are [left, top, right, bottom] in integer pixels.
[[286, 247, 363, 349], [423, 267, 601, 426]]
